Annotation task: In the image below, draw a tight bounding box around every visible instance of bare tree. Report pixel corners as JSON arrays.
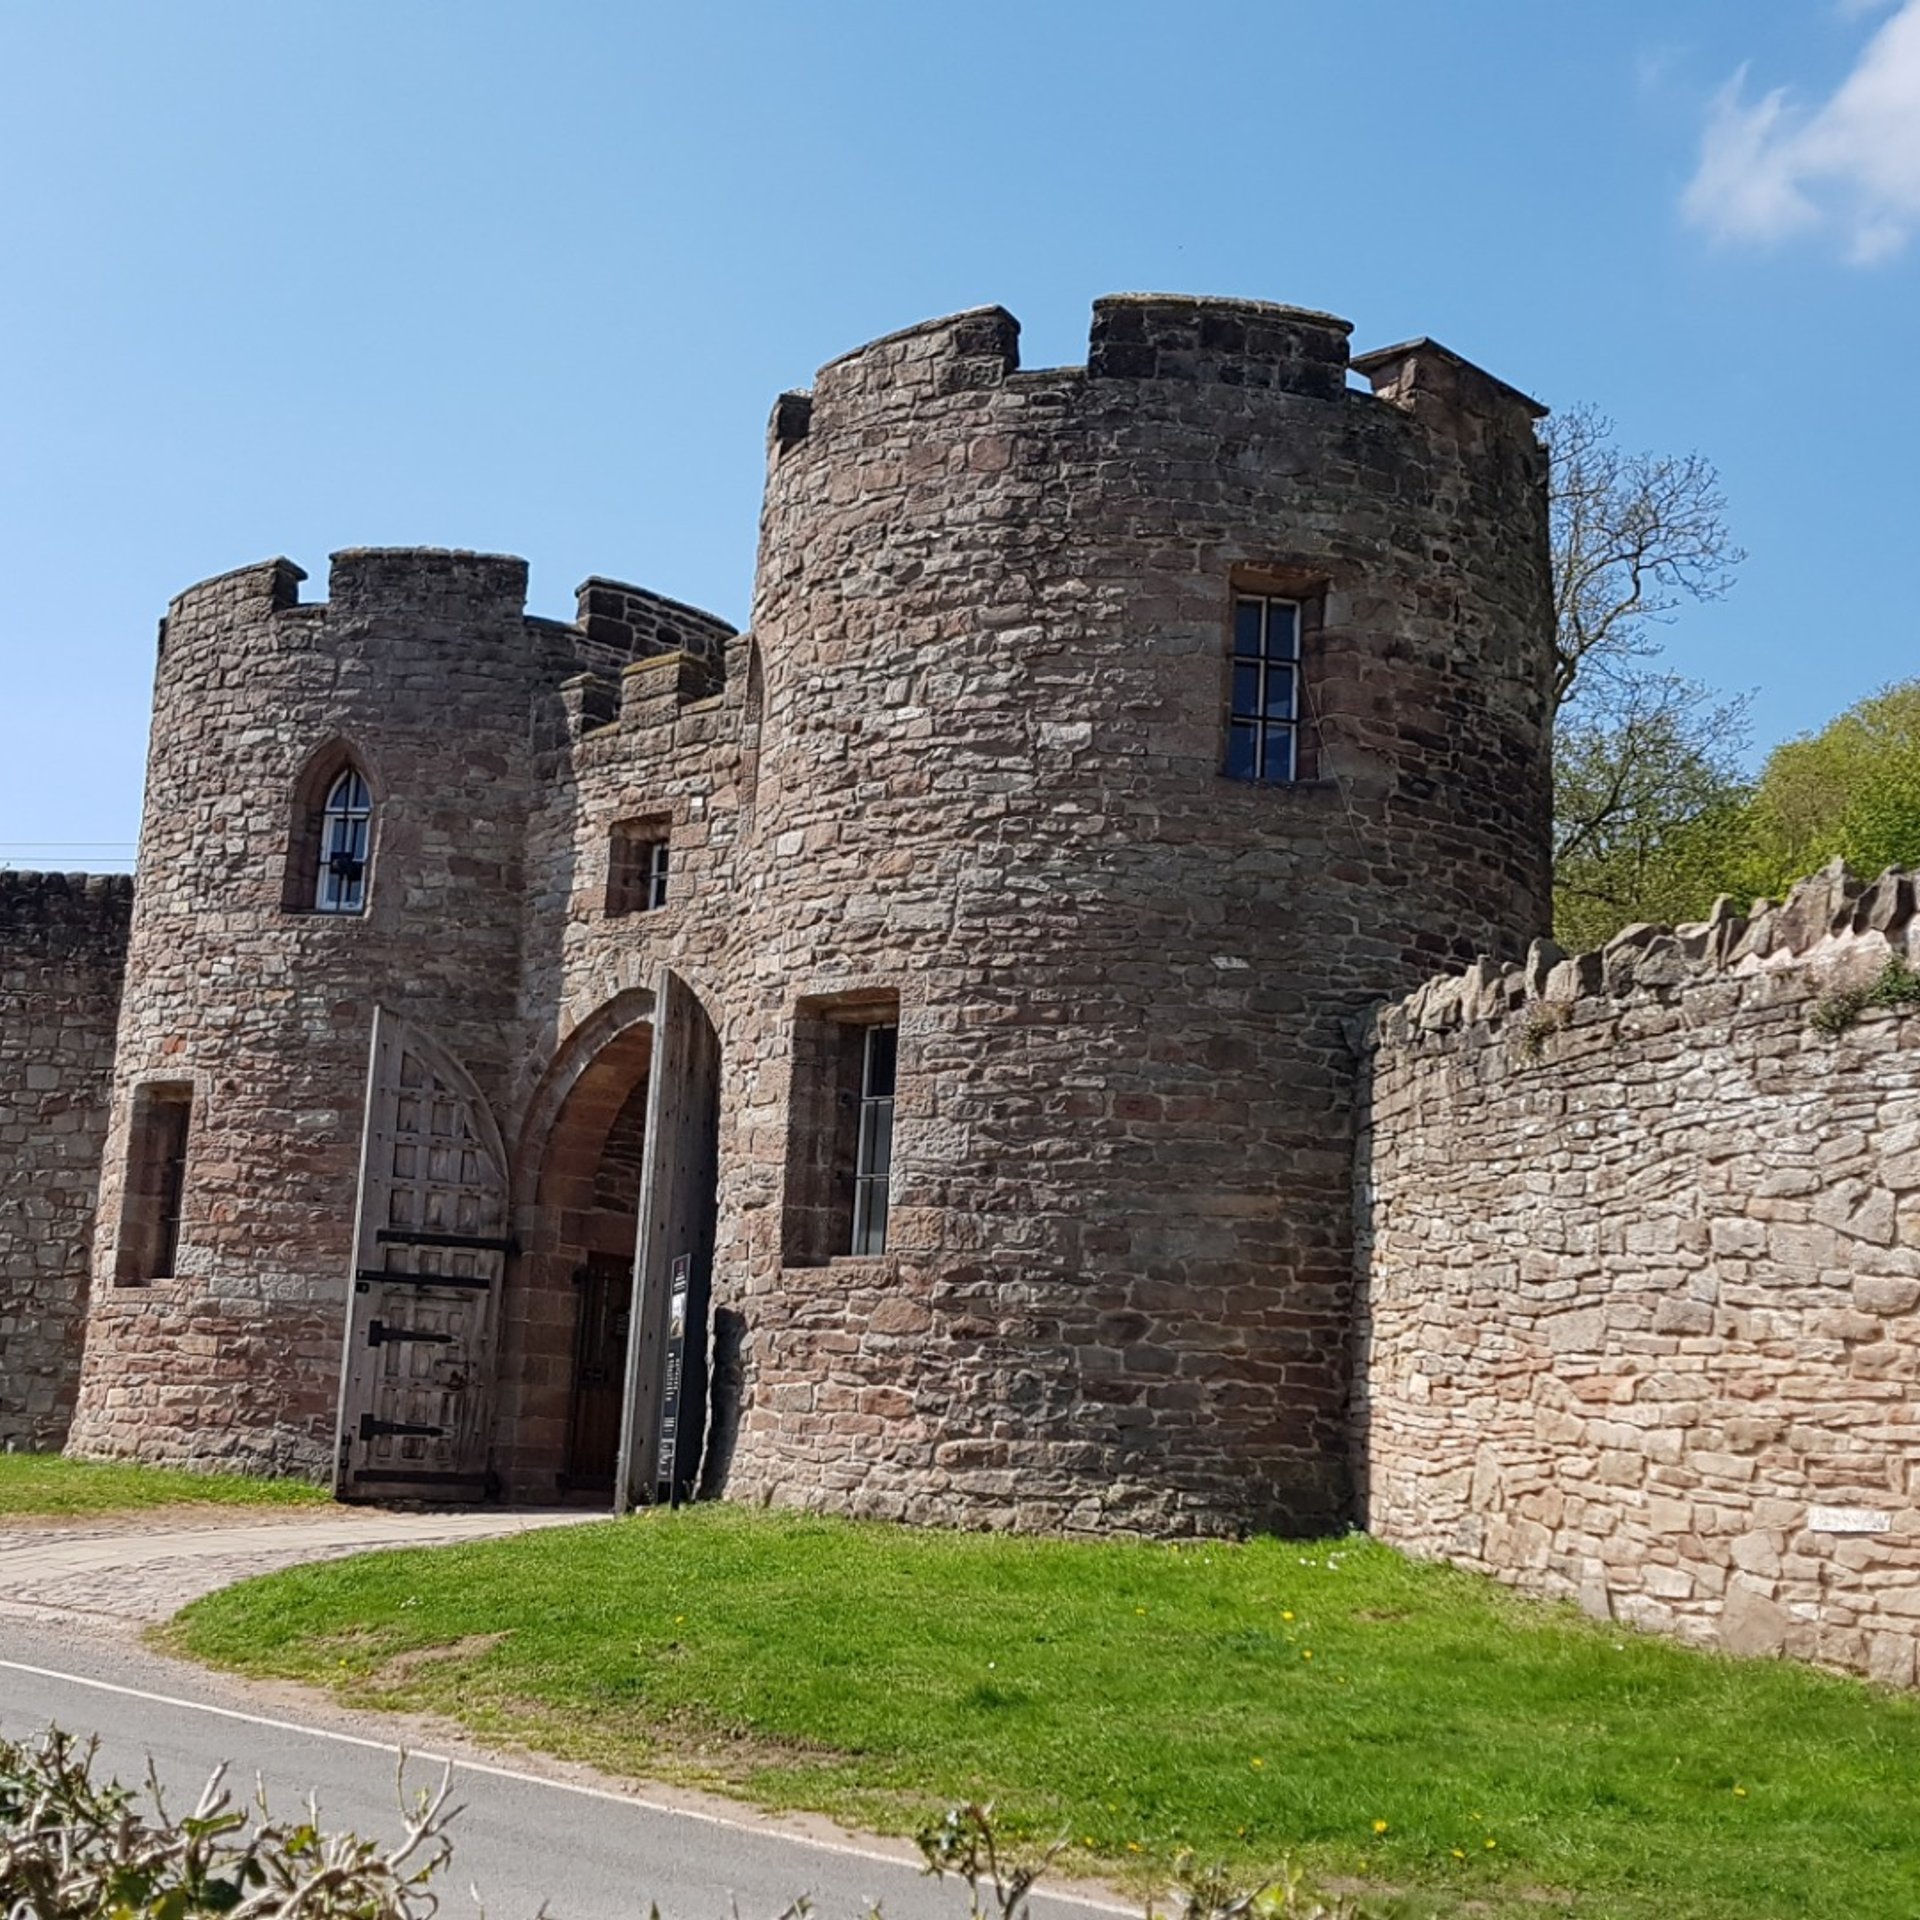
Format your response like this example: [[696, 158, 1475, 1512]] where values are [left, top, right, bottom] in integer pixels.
[[1545, 402, 1744, 715], [1545, 405, 1750, 941]]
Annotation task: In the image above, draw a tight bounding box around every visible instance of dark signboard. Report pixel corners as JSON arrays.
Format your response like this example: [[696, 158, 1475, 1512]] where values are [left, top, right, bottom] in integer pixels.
[[654, 1254, 691, 1504]]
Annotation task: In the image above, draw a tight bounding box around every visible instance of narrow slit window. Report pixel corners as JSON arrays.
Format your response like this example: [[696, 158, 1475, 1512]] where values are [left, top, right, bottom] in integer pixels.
[[850, 1024, 897, 1256], [1227, 595, 1301, 783], [116, 1082, 193, 1284], [316, 768, 373, 913]]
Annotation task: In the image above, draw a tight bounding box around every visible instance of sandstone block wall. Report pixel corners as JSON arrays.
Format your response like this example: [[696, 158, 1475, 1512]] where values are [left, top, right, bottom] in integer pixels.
[[66, 552, 671, 1476], [46, 294, 1561, 1538], [0, 872, 132, 1447], [1357, 862, 1920, 1683], [715, 296, 1554, 1535], [513, 294, 1557, 1532]]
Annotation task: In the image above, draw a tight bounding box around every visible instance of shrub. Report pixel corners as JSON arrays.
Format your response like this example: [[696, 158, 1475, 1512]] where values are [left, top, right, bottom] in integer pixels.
[[0, 1725, 452, 1919]]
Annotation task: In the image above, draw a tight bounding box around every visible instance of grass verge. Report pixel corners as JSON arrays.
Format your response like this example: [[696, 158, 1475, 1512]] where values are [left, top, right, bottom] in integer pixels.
[[0, 1452, 328, 1516], [168, 1506, 1920, 1920]]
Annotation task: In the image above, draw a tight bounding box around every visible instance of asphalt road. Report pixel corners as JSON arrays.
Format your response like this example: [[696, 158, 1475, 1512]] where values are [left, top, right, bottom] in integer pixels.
[[0, 1615, 1128, 1920]]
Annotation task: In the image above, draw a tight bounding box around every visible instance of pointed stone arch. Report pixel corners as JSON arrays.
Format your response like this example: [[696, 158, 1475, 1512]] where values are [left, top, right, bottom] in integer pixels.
[[494, 988, 658, 1497]]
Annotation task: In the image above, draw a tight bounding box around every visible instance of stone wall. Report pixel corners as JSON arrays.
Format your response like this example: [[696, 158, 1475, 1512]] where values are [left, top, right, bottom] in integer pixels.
[[47, 294, 1560, 1536], [66, 553, 636, 1475], [0, 871, 132, 1447], [505, 293, 1557, 1530], [1356, 861, 1920, 1683], [716, 296, 1554, 1535]]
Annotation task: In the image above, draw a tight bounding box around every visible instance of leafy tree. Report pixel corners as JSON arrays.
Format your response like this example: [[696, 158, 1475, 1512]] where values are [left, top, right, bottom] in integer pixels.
[[1739, 681, 1920, 895], [1543, 404, 1749, 944], [1551, 677, 1752, 952]]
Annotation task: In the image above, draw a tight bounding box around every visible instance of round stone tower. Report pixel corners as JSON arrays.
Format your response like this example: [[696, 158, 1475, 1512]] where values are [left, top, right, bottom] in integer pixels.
[[68, 551, 569, 1475], [714, 297, 1552, 1534]]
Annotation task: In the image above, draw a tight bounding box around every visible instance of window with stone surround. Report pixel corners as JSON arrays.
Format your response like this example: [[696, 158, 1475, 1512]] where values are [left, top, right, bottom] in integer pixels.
[[115, 1081, 193, 1284], [284, 745, 377, 914], [315, 769, 373, 911], [1224, 579, 1322, 783], [782, 992, 900, 1265], [606, 819, 672, 915]]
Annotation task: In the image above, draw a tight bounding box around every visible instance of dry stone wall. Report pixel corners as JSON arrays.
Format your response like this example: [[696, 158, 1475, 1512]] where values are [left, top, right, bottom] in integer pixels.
[[0, 872, 131, 1447], [1356, 862, 1920, 1683]]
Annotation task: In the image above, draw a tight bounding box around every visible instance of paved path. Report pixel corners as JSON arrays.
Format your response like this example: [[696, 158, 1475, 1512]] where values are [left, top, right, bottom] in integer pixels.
[[0, 1504, 594, 1623], [0, 1506, 1129, 1920]]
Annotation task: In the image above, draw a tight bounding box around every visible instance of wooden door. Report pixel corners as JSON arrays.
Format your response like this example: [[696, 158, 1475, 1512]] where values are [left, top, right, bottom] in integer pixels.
[[335, 1011, 510, 1500], [565, 1253, 634, 1490], [617, 969, 720, 1510]]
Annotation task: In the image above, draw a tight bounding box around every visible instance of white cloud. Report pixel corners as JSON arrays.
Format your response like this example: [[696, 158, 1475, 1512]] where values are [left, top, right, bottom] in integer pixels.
[[1683, 0, 1920, 261]]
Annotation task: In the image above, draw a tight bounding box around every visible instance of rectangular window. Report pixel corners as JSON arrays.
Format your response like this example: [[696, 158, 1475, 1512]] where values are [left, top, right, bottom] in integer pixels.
[[607, 820, 672, 915], [781, 993, 901, 1266], [116, 1082, 193, 1284], [1227, 594, 1301, 782]]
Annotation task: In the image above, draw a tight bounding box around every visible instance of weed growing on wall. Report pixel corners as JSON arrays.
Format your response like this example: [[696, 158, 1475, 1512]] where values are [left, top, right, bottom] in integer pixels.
[[1516, 1003, 1569, 1061], [1809, 955, 1920, 1036]]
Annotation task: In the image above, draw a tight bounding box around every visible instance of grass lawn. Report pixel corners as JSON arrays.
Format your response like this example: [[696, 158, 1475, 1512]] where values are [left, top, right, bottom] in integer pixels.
[[0, 1453, 328, 1516], [169, 1507, 1920, 1920]]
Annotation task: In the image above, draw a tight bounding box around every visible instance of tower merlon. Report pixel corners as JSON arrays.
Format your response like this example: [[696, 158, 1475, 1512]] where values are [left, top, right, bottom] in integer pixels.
[[811, 306, 1022, 412], [575, 578, 737, 668], [1352, 337, 1547, 428], [1088, 294, 1353, 398], [162, 557, 306, 634], [327, 548, 531, 623]]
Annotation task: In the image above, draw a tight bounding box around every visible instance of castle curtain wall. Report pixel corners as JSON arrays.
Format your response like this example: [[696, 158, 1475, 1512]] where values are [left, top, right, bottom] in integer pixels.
[[0, 872, 131, 1448], [1356, 864, 1920, 1685]]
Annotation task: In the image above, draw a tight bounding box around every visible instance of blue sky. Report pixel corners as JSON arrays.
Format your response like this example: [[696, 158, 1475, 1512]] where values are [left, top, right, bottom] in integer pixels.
[[2, 1, 1914, 867]]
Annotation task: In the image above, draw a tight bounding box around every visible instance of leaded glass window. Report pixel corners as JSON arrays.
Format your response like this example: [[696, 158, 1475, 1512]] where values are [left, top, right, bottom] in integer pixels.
[[1227, 595, 1301, 783], [316, 768, 373, 913]]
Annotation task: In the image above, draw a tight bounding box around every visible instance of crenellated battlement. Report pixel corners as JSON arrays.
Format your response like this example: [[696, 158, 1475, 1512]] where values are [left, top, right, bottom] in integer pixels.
[[770, 294, 1543, 464], [555, 645, 728, 750], [158, 549, 532, 655], [155, 551, 736, 700]]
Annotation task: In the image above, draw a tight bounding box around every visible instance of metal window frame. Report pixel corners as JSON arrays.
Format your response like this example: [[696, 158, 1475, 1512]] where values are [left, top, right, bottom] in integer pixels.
[[316, 767, 373, 914], [643, 837, 671, 911], [849, 1023, 897, 1257], [1227, 594, 1302, 784]]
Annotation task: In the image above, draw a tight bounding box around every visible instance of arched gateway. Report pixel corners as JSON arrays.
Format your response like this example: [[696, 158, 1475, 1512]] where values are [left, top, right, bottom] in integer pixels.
[[333, 979, 721, 1507]]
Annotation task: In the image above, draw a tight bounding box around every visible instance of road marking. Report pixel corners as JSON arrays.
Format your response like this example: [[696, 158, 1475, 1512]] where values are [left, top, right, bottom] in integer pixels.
[[0, 1659, 1130, 1913]]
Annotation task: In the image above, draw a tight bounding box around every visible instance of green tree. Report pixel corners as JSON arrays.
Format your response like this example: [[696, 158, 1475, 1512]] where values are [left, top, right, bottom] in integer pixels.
[[1551, 676, 1752, 952], [1740, 681, 1920, 896]]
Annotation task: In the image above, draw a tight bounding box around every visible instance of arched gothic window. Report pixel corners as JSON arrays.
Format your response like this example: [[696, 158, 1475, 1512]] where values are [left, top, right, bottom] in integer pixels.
[[315, 767, 373, 913]]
